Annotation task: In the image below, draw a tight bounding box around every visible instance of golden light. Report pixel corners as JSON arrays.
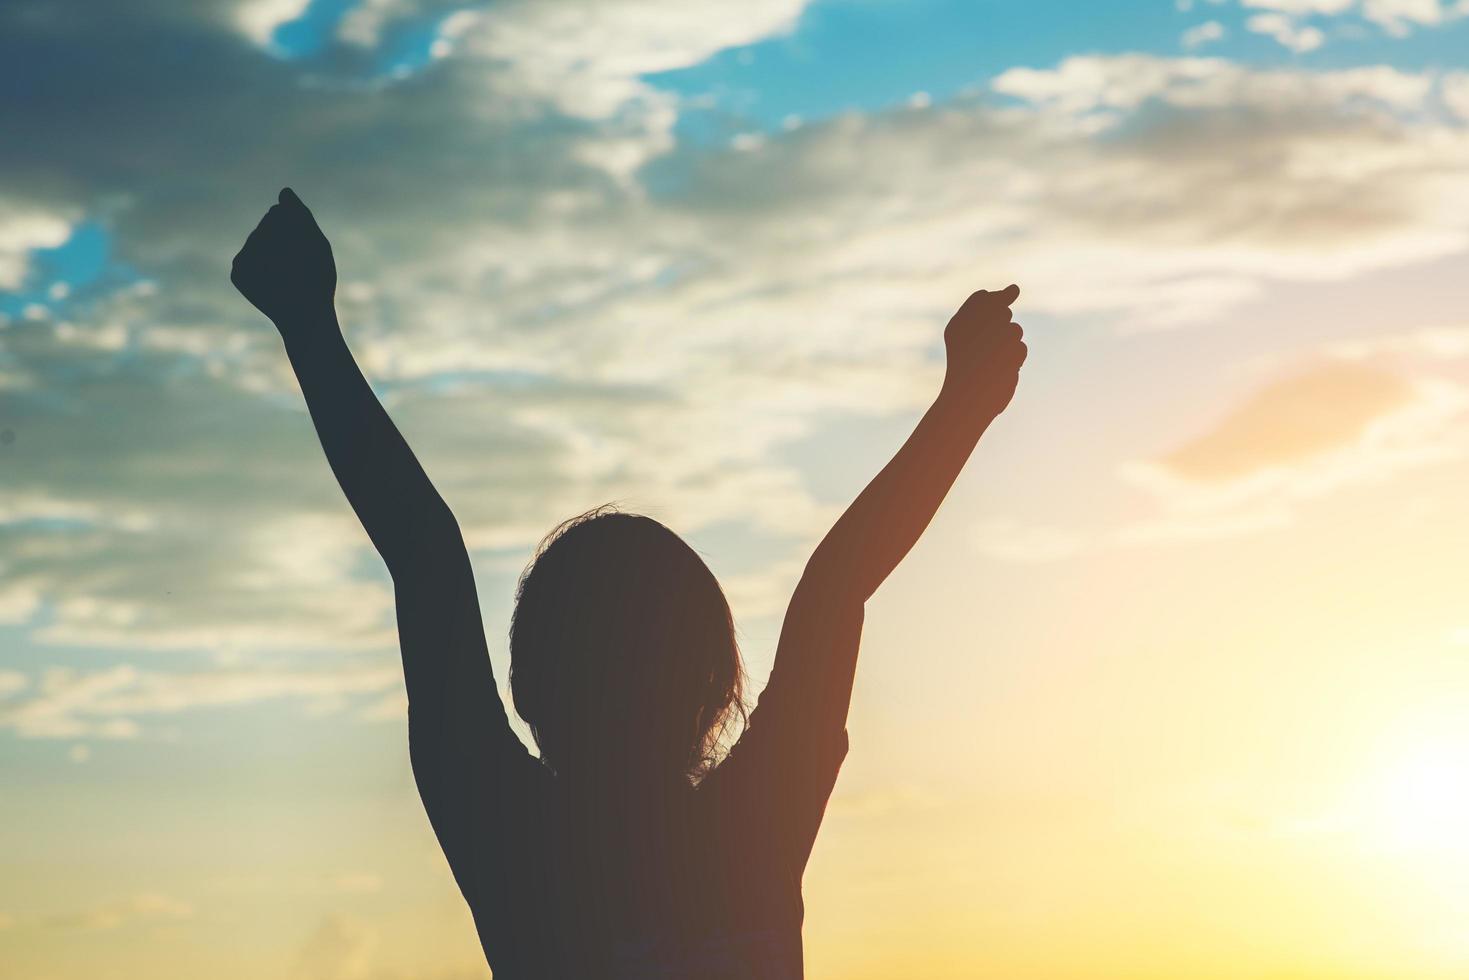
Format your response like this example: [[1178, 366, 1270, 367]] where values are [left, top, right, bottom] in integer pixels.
[[1365, 733, 1469, 861]]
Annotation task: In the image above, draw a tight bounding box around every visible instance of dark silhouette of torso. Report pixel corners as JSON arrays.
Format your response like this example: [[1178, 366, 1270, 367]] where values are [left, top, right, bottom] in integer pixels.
[[452, 703, 849, 978]]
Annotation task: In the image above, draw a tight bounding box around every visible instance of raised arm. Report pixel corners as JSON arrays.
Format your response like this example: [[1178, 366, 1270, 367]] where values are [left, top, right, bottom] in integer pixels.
[[229, 189, 534, 905], [802, 284, 1025, 611], [773, 285, 1026, 729], [717, 286, 1026, 868]]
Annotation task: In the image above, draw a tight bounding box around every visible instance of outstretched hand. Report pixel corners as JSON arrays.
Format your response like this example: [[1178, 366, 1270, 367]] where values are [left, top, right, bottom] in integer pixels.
[[231, 187, 336, 327], [941, 283, 1027, 417]]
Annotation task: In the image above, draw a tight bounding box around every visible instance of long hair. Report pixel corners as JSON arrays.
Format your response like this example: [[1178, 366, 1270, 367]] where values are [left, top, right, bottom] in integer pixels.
[[509, 505, 747, 784]]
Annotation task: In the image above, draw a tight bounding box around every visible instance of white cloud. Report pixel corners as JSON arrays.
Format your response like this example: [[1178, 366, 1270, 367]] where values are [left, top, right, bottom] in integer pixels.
[[1325, 323, 1469, 361], [719, 555, 807, 621], [234, 0, 312, 47], [6, 892, 197, 931], [357, 689, 408, 722], [335, 0, 813, 178], [977, 356, 1469, 559], [1443, 72, 1469, 120], [1361, 0, 1461, 34], [1242, 0, 1353, 13], [210, 869, 388, 897], [457, 0, 809, 117], [294, 913, 376, 980], [0, 203, 72, 290], [1117, 364, 1469, 544], [0, 663, 402, 739], [991, 55, 1433, 114], [290, 911, 487, 980], [1182, 20, 1228, 48], [827, 782, 945, 818], [1239, 0, 1469, 37], [971, 519, 1089, 564], [1246, 12, 1328, 50]]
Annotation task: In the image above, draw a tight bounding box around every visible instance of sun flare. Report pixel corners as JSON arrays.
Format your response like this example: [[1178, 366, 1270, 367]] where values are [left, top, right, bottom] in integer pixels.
[[1368, 739, 1469, 859]]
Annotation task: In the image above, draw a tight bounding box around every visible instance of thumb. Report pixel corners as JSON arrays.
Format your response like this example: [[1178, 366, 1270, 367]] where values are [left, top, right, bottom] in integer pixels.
[[996, 283, 1020, 304]]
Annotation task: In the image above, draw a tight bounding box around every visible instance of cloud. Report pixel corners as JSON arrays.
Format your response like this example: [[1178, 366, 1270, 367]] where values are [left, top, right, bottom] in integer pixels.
[[1444, 72, 1469, 120], [0, 670, 26, 697], [1360, 0, 1469, 35], [984, 57, 1469, 310], [356, 689, 409, 722], [1246, 12, 1328, 50], [1239, 0, 1469, 37], [2, 892, 196, 932], [0, 199, 74, 290], [0, 335, 401, 653], [1325, 322, 1469, 361], [977, 354, 1469, 560], [0, 662, 402, 739], [1182, 20, 1228, 48], [209, 869, 386, 897], [1118, 362, 1469, 544], [449, 0, 810, 125], [1241, 0, 1353, 14], [971, 519, 1089, 564], [235, 0, 312, 46], [295, 913, 376, 980], [330, 873, 384, 895], [990, 54, 1435, 114], [291, 913, 485, 980], [827, 783, 945, 819], [1158, 363, 1415, 482]]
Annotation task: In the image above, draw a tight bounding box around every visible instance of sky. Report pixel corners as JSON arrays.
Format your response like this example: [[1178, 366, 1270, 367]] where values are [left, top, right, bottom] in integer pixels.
[[3, 0, 1469, 977]]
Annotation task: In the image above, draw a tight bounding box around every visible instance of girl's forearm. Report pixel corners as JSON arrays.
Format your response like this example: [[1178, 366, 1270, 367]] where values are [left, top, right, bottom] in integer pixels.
[[806, 389, 997, 604], [278, 313, 458, 576]]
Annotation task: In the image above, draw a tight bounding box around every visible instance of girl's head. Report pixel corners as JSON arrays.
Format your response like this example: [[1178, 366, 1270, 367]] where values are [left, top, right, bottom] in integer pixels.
[[509, 506, 746, 784]]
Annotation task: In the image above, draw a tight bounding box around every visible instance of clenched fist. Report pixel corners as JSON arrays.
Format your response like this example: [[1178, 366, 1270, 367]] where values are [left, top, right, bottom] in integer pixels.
[[942, 283, 1027, 417], [230, 187, 336, 326]]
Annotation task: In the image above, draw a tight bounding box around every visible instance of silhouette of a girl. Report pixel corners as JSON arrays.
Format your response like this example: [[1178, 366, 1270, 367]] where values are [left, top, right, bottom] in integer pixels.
[[232, 189, 1026, 979]]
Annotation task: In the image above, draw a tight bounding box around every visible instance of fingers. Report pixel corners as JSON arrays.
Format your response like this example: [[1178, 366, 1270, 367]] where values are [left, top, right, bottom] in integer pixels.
[[231, 191, 299, 289], [961, 283, 1021, 319], [279, 186, 316, 221], [243, 189, 313, 246], [1007, 321, 1026, 363], [986, 284, 1019, 321]]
